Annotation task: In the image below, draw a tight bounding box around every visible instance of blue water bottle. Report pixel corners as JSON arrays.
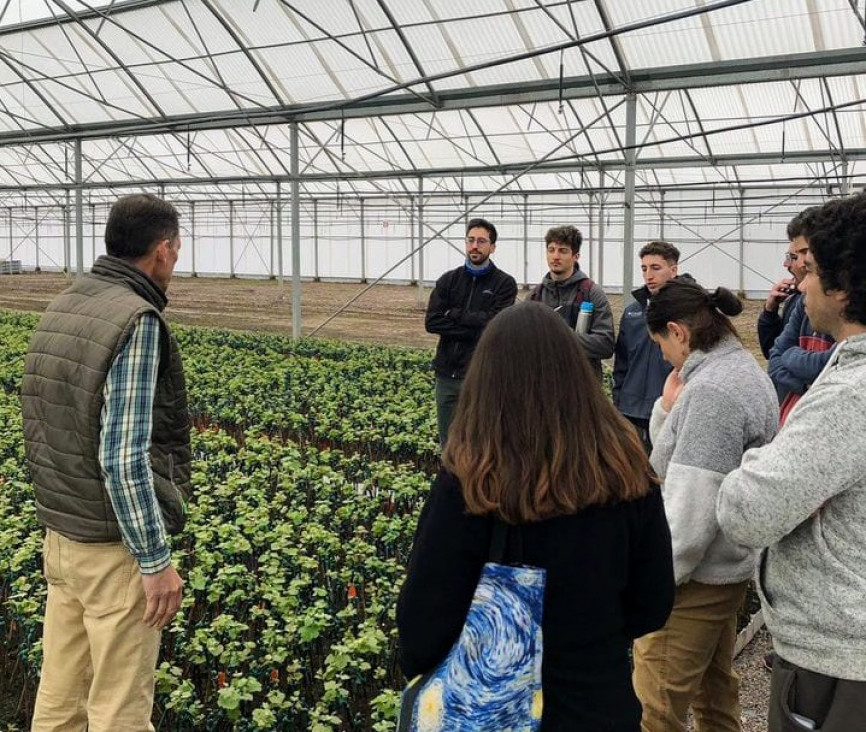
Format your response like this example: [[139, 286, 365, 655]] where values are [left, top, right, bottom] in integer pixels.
[[576, 301, 594, 334]]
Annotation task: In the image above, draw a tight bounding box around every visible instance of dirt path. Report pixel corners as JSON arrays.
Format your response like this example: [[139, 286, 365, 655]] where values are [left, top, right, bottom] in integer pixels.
[[0, 273, 768, 361]]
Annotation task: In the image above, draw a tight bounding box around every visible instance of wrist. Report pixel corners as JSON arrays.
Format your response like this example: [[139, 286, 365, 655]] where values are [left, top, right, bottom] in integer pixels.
[[137, 545, 172, 574]]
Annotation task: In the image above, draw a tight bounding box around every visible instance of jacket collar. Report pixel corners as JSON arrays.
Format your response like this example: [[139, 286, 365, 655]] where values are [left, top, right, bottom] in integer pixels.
[[90, 255, 168, 312], [541, 267, 586, 292]]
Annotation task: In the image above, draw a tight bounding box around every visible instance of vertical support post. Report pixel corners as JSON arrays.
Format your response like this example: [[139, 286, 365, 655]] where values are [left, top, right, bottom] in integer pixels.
[[587, 192, 595, 281], [417, 178, 425, 303], [738, 187, 746, 297], [229, 200, 235, 277], [598, 174, 605, 289], [8, 207, 12, 262], [90, 203, 96, 264], [360, 197, 366, 283], [409, 196, 416, 283], [276, 182, 284, 286], [659, 190, 666, 240], [622, 92, 637, 306], [841, 160, 850, 195], [522, 193, 529, 289], [64, 193, 71, 275], [74, 139, 84, 276], [313, 198, 319, 281], [34, 205, 41, 271], [291, 122, 302, 340], [268, 198, 275, 278], [190, 201, 197, 276]]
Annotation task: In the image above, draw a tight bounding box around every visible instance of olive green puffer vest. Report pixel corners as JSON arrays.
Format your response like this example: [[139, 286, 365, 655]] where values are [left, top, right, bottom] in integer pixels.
[[20, 255, 192, 542]]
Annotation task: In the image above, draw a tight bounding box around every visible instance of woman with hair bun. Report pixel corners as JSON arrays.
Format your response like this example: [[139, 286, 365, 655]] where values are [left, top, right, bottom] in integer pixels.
[[632, 279, 778, 732]]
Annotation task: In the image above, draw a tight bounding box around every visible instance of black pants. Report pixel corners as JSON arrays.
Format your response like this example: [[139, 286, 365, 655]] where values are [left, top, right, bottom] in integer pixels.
[[769, 656, 866, 731]]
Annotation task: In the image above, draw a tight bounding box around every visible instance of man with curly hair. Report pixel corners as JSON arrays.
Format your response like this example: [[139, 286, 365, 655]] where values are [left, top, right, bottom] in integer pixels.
[[529, 224, 614, 381], [718, 192, 866, 732]]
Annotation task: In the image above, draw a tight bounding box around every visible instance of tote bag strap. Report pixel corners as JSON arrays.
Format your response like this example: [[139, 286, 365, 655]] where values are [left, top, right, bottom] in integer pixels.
[[489, 517, 525, 564]]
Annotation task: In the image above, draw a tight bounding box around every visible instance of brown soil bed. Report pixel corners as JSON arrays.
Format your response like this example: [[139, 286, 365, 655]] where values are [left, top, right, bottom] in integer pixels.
[[0, 272, 769, 362]]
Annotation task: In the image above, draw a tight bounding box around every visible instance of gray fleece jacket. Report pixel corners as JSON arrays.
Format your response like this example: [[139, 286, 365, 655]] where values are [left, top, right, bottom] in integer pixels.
[[718, 333, 866, 681], [650, 337, 778, 586]]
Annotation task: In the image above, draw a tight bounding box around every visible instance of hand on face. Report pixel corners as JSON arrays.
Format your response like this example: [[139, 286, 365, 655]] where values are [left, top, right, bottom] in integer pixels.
[[661, 369, 685, 413], [765, 277, 796, 312]]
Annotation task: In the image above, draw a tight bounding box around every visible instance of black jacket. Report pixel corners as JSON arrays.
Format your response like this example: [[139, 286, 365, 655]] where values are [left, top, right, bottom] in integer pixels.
[[398, 470, 674, 732], [612, 285, 672, 421], [425, 262, 517, 379]]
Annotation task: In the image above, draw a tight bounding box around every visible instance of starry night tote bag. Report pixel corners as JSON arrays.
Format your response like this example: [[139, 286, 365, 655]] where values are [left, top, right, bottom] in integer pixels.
[[397, 519, 545, 732]]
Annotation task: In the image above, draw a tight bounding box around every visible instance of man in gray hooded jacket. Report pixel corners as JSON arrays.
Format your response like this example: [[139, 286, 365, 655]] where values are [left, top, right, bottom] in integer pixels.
[[529, 225, 614, 379], [718, 192, 866, 732]]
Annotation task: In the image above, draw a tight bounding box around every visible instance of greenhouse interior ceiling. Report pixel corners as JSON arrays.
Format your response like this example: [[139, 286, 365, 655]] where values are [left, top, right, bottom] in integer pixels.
[[2, 0, 866, 300], [1, 0, 865, 198]]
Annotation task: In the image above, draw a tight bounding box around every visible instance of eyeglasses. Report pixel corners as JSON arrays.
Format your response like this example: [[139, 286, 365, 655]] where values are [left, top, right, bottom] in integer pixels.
[[785, 247, 809, 262], [466, 236, 491, 246]]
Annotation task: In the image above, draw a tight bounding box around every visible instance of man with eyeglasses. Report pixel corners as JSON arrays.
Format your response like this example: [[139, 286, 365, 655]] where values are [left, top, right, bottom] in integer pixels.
[[757, 210, 813, 360], [767, 208, 835, 424], [425, 217, 517, 446]]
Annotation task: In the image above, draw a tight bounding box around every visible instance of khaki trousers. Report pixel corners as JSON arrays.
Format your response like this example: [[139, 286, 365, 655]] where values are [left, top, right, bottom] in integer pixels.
[[633, 580, 749, 732], [32, 529, 160, 732]]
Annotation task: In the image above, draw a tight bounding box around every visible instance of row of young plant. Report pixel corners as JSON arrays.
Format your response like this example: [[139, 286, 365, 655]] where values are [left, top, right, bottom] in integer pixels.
[[178, 327, 439, 467], [0, 310, 439, 730]]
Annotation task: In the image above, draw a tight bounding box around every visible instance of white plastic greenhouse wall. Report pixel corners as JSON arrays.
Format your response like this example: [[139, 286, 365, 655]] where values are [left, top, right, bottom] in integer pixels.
[[2, 187, 829, 298]]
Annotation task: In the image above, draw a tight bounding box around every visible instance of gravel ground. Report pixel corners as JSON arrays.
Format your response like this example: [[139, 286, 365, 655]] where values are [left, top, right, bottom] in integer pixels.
[[733, 628, 773, 732]]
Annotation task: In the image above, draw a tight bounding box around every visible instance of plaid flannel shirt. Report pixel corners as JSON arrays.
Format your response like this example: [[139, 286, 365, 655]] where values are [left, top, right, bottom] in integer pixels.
[[98, 312, 170, 574]]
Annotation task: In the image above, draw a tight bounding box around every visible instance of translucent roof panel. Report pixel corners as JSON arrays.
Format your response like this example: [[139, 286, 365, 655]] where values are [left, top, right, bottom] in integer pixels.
[[1, 0, 866, 207]]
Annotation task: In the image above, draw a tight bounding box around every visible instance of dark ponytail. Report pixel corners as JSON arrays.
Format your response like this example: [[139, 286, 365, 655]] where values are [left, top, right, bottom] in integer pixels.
[[707, 287, 743, 317], [646, 279, 741, 352]]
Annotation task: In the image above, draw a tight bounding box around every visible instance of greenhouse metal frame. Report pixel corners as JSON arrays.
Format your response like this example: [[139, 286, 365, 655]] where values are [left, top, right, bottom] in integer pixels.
[[1, 0, 866, 335]]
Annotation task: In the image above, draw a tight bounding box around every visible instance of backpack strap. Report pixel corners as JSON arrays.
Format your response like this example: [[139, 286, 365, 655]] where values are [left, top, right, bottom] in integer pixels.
[[573, 277, 594, 308]]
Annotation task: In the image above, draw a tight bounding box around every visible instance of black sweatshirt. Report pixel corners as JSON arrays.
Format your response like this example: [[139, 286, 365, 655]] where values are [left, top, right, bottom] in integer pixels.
[[397, 469, 674, 732]]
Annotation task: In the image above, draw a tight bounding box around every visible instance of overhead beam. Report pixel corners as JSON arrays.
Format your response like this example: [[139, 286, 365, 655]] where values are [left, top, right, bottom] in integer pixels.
[[1, 48, 865, 146], [1, 146, 865, 193]]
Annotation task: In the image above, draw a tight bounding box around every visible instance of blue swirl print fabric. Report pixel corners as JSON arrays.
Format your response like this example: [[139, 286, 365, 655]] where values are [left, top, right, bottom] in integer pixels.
[[399, 562, 546, 732]]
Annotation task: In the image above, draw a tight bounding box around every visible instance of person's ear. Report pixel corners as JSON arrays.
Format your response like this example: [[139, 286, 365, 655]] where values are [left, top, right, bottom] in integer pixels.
[[667, 321, 688, 345], [154, 238, 170, 263]]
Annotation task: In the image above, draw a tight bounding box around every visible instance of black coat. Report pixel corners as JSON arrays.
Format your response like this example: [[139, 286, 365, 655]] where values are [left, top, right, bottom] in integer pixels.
[[397, 470, 675, 732], [424, 263, 517, 379]]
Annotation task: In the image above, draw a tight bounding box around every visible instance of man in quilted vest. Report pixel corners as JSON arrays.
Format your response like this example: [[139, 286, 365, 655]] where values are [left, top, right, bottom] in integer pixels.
[[21, 193, 191, 731]]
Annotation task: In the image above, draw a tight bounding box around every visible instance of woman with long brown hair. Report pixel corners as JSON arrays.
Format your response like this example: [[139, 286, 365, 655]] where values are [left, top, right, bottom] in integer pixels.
[[397, 301, 674, 731]]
